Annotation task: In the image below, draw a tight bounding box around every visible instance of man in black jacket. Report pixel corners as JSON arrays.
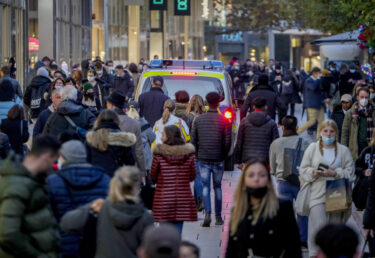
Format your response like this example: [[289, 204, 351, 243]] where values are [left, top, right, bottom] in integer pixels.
[[191, 92, 231, 227], [240, 74, 286, 123], [139, 76, 169, 127], [330, 94, 353, 143], [114, 65, 134, 99]]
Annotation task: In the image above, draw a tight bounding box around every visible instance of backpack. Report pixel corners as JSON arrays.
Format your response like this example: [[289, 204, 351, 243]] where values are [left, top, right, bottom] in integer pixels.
[[30, 85, 49, 110], [282, 80, 293, 95]]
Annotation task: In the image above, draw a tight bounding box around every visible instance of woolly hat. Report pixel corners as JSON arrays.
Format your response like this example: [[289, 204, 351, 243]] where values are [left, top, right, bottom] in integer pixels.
[[83, 82, 93, 93], [60, 140, 87, 163], [206, 92, 221, 106], [37, 67, 49, 78], [0, 79, 15, 101]]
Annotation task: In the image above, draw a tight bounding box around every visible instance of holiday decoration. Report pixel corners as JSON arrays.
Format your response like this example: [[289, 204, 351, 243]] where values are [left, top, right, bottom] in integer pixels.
[[361, 64, 373, 78]]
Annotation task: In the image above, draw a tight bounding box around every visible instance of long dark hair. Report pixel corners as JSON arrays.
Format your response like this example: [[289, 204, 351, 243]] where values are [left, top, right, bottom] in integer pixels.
[[7, 104, 25, 120], [163, 125, 185, 146]]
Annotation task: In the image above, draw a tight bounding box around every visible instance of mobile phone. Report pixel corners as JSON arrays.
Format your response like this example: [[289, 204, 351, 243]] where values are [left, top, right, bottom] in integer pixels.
[[316, 170, 324, 174]]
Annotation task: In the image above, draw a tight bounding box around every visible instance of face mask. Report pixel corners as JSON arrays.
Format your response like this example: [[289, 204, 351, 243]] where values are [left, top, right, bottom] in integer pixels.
[[249, 71, 254, 76], [342, 108, 347, 115], [55, 86, 63, 90], [57, 159, 63, 170], [234, 66, 239, 70], [330, 67, 335, 71], [116, 74, 122, 78], [246, 186, 268, 199], [359, 98, 369, 107], [88, 76, 95, 82], [350, 69, 356, 73], [97, 70, 103, 75], [321, 135, 336, 145], [86, 92, 95, 99], [370, 93, 375, 100]]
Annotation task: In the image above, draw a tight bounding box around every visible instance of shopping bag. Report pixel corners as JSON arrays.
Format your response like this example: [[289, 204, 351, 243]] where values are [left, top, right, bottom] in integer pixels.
[[295, 182, 311, 216], [283, 138, 304, 186], [325, 178, 351, 212]]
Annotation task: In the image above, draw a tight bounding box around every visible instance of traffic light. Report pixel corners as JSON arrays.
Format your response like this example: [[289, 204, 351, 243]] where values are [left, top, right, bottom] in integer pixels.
[[174, 0, 190, 16], [149, 0, 168, 10]]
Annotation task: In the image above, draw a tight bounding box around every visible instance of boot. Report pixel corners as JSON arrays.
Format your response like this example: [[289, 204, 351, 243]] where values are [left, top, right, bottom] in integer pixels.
[[215, 216, 224, 225], [202, 213, 211, 227], [196, 197, 203, 212]]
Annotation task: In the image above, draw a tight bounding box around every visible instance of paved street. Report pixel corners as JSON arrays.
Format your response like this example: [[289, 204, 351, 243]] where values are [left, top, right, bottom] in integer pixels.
[[181, 103, 366, 258]]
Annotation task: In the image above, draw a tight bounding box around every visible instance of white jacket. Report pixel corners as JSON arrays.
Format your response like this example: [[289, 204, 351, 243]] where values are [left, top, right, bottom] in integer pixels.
[[299, 141, 355, 208], [153, 114, 190, 145]]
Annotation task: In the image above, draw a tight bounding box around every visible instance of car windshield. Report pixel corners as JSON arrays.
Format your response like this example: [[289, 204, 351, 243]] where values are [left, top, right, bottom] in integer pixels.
[[142, 76, 227, 105]]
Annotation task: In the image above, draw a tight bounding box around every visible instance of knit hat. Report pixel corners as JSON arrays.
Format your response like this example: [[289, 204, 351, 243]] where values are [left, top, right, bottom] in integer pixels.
[[83, 82, 93, 93], [0, 79, 15, 101], [37, 67, 49, 78], [322, 69, 331, 76], [60, 140, 87, 163], [206, 92, 221, 106]]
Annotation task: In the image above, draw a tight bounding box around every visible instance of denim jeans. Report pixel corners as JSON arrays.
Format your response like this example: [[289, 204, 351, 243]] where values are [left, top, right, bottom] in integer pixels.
[[169, 222, 184, 235], [194, 160, 203, 199], [199, 161, 224, 217], [278, 180, 308, 243]]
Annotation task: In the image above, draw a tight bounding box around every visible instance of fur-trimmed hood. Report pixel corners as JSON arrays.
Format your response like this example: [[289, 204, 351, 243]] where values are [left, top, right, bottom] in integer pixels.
[[152, 143, 195, 156], [86, 130, 137, 151]]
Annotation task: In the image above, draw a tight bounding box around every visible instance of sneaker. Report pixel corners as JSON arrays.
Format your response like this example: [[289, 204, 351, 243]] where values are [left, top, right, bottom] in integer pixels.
[[301, 242, 308, 250], [215, 216, 224, 225], [202, 213, 211, 227]]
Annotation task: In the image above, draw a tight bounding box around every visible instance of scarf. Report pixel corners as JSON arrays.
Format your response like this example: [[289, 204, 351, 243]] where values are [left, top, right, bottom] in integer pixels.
[[352, 102, 374, 143]]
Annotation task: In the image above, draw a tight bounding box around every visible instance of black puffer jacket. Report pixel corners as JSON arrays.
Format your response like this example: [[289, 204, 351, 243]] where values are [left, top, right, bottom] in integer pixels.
[[43, 100, 96, 137], [191, 109, 231, 162], [23, 75, 51, 118], [235, 111, 279, 163], [240, 84, 286, 123]]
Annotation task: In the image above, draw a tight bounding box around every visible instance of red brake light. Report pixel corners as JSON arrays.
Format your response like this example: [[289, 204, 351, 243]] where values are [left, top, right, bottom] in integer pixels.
[[170, 71, 197, 76], [224, 110, 232, 120]]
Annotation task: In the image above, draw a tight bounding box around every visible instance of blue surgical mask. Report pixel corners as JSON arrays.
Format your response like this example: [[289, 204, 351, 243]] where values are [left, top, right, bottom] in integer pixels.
[[321, 135, 336, 145], [97, 70, 103, 75], [350, 69, 356, 73], [88, 76, 95, 82]]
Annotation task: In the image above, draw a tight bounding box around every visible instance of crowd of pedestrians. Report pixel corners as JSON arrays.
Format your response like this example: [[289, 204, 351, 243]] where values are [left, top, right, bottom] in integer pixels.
[[0, 55, 373, 258]]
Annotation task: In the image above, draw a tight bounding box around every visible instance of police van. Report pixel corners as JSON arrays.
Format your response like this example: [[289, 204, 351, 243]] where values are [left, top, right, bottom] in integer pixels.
[[134, 59, 239, 170]]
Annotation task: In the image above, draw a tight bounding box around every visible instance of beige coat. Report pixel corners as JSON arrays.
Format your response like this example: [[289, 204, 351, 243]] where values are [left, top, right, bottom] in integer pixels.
[[299, 142, 355, 209]]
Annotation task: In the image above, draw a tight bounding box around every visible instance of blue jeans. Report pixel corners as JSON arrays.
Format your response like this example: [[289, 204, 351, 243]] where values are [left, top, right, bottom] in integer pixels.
[[194, 160, 203, 199], [278, 180, 308, 243], [199, 161, 224, 217], [169, 222, 184, 235]]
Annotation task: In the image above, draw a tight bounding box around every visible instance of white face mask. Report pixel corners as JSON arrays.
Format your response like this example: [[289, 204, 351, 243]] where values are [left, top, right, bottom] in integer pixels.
[[57, 158, 63, 170], [350, 69, 356, 73], [359, 98, 369, 107], [55, 86, 63, 90], [88, 76, 95, 82]]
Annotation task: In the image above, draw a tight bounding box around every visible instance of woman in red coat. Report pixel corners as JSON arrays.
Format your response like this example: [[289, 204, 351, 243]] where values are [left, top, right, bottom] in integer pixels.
[[150, 125, 197, 234]]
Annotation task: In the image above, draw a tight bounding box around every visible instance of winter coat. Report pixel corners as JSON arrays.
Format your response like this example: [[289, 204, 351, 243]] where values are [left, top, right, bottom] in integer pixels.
[[0, 153, 58, 258], [33, 106, 53, 136], [86, 128, 137, 177], [0, 97, 22, 123], [364, 157, 375, 229], [0, 75, 23, 99], [303, 76, 324, 109], [47, 164, 110, 257], [93, 78, 111, 108], [191, 109, 231, 162], [0, 133, 10, 159], [43, 100, 96, 137], [115, 108, 147, 176], [341, 103, 375, 160], [24, 75, 51, 118], [153, 114, 190, 145], [280, 76, 301, 104], [355, 146, 375, 178], [299, 142, 355, 209], [82, 97, 102, 117], [139, 87, 170, 127], [339, 71, 362, 96], [235, 111, 279, 163], [113, 73, 135, 97], [60, 199, 154, 258], [330, 104, 346, 142], [140, 118, 156, 170], [269, 135, 310, 181], [226, 199, 301, 258], [150, 143, 197, 222], [240, 84, 286, 122], [0, 119, 29, 155], [175, 103, 189, 123]]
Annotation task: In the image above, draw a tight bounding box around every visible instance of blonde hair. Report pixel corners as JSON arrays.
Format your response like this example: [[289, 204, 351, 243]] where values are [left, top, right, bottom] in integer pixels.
[[109, 166, 140, 203], [186, 95, 206, 116], [162, 99, 175, 124], [317, 119, 339, 158], [230, 161, 279, 236], [127, 106, 140, 120]]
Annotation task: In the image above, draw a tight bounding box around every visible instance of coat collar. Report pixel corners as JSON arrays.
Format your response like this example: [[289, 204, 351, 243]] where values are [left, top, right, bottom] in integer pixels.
[[152, 143, 195, 156]]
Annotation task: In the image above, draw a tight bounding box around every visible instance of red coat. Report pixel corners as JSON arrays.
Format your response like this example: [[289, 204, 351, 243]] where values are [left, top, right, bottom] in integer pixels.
[[150, 143, 197, 222]]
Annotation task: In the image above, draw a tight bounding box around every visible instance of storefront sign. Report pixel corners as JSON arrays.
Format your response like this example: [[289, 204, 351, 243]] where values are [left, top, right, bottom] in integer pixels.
[[29, 37, 39, 52], [149, 0, 168, 10], [174, 0, 190, 16], [222, 32, 243, 42]]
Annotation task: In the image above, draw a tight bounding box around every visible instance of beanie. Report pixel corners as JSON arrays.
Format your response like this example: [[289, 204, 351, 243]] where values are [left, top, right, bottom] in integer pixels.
[[206, 92, 221, 106], [83, 82, 94, 93], [37, 67, 49, 78], [60, 140, 87, 163]]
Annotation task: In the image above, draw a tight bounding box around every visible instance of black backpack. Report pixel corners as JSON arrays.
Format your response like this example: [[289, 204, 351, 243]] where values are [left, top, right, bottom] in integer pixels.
[[30, 84, 49, 110]]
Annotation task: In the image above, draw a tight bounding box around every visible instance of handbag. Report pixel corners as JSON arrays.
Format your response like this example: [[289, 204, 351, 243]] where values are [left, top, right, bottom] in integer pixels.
[[295, 182, 312, 216], [325, 178, 351, 212], [140, 174, 155, 210], [283, 138, 304, 186]]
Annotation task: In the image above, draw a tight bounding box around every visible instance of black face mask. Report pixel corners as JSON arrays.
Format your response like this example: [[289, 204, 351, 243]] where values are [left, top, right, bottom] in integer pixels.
[[246, 186, 268, 199], [86, 93, 95, 99]]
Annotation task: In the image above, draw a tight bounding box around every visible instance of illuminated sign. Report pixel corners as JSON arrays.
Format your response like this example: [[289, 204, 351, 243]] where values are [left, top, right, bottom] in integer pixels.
[[149, 0, 168, 10], [174, 0, 190, 16], [201, 0, 209, 19], [29, 37, 39, 52]]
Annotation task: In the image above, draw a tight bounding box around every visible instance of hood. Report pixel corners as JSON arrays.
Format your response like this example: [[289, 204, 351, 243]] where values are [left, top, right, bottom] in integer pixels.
[[57, 100, 84, 115], [57, 165, 106, 189], [175, 103, 188, 116], [139, 117, 150, 127], [30, 75, 51, 88], [152, 143, 195, 156], [247, 111, 271, 127], [108, 200, 147, 230], [86, 130, 137, 150]]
